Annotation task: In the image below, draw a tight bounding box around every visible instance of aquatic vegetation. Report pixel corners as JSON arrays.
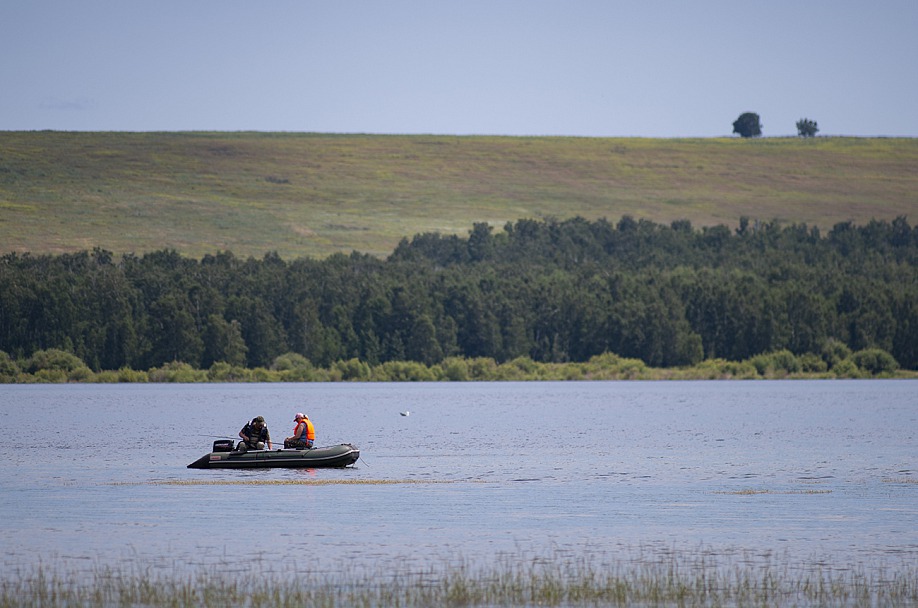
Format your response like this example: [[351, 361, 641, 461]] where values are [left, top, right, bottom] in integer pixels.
[[131, 479, 463, 486], [715, 489, 833, 495], [2, 552, 915, 607]]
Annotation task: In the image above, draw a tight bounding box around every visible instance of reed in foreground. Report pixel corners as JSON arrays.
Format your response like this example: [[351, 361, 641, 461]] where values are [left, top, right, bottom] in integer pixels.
[[2, 553, 915, 607]]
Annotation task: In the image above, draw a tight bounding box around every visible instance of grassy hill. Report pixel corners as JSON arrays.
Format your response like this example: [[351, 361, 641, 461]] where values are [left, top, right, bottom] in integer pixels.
[[1, 131, 916, 259]]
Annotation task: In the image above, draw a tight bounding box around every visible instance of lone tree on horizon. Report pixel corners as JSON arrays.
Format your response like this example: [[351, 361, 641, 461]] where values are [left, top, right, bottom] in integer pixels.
[[796, 118, 819, 137], [733, 112, 762, 138]]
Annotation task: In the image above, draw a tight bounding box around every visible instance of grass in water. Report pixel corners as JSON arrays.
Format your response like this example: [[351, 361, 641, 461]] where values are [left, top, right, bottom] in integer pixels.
[[112, 479, 463, 486], [1, 552, 915, 607], [715, 489, 833, 495]]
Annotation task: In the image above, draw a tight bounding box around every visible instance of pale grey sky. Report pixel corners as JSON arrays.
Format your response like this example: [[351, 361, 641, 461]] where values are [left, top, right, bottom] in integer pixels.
[[2, 0, 916, 137]]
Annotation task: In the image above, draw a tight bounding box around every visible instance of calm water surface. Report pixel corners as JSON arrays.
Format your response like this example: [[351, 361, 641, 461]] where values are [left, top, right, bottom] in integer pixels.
[[0, 380, 915, 578]]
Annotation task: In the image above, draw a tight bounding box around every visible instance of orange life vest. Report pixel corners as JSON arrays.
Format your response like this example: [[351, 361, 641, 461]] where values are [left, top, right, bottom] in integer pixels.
[[294, 418, 315, 441]]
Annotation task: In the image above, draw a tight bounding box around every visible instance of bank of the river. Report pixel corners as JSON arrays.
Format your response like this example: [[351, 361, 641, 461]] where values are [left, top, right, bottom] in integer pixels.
[[2, 348, 912, 383]]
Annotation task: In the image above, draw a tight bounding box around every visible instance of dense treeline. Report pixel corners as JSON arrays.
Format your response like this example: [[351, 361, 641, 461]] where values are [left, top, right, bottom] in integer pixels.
[[1, 216, 916, 377]]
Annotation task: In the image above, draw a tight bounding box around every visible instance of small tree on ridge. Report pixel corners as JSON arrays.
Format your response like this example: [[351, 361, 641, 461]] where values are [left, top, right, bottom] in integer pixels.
[[732, 112, 762, 138], [796, 118, 819, 137]]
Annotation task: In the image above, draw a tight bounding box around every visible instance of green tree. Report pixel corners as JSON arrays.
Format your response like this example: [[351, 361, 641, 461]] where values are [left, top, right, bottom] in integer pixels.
[[467, 222, 495, 262], [782, 286, 829, 354], [821, 337, 852, 369], [796, 118, 818, 137], [226, 296, 286, 368], [2, 216, 917, 375], [0, 350, 20, 380], [851, 348, 898, 375], [25, 348, 86, 373], [146, 293, 204, 368], [201, 314, 248, 367], [406, 314, 443, 365], [733, 112, 762, 138], [891, 295, 918, 369]]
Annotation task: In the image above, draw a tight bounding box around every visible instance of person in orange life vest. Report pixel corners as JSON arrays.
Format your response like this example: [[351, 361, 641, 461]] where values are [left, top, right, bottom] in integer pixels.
[[284, 412, 315, 448], [238, 416, 272, 451]]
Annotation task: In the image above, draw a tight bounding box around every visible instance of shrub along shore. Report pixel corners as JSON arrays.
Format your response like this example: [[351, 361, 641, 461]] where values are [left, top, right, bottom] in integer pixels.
[[1, 346, 909, 384]]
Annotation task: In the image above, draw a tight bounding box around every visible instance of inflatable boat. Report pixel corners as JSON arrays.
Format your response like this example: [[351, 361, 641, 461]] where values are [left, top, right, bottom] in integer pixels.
[[187, 441, 360, 469]]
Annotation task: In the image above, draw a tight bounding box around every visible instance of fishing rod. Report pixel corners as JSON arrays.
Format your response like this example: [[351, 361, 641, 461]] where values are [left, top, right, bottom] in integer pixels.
[[199, 433, 275, 441], [199, 434, 283, 450]]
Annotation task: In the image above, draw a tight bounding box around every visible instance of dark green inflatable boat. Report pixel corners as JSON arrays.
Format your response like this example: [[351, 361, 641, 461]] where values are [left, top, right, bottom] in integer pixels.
[[187, 441, 360, 469]]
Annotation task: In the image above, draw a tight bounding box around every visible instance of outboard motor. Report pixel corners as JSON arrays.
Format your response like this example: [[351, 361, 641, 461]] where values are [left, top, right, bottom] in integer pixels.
[[212, 440, 235, 452]]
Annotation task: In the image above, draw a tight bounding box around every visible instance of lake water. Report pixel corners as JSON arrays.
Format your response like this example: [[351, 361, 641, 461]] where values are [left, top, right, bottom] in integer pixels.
[[0, 380, 915, 582]]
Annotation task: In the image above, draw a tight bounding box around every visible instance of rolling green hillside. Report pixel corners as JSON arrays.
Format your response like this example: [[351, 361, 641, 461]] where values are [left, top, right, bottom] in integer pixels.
[[1, 131, 916, 259]]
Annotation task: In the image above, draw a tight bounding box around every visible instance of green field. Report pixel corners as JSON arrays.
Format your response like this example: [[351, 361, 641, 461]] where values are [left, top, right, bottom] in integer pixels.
[[1, 131, 916, 258]]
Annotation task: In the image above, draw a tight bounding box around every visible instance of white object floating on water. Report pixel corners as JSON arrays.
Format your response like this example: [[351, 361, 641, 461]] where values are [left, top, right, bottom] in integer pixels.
[[400, 411, 410, 417]]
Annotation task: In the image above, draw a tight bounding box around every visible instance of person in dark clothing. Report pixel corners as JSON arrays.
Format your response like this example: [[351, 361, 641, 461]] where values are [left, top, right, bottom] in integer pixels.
[[237, 416, 272, 452]]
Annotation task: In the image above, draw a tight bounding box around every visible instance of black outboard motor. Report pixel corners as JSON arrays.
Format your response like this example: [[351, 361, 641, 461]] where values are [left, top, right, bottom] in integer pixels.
[[212, 440, 235, 452]]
